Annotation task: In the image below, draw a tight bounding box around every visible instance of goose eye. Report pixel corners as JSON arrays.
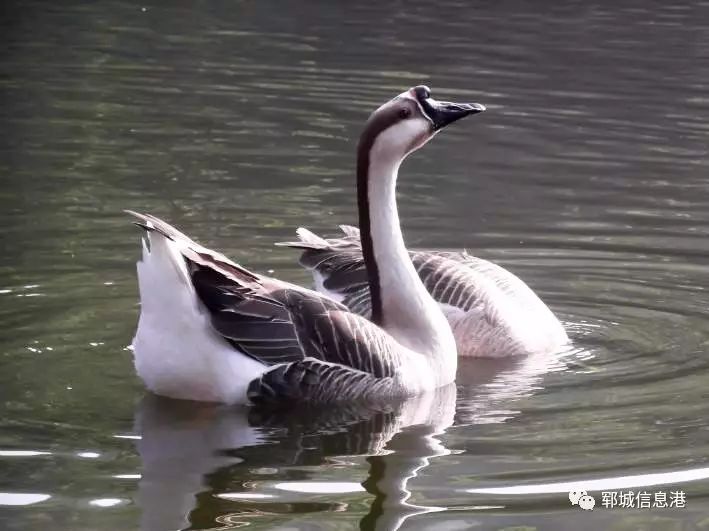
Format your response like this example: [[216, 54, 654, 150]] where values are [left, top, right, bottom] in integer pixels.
[[415, 85, 431, 100], [399, 107, 411, 119]]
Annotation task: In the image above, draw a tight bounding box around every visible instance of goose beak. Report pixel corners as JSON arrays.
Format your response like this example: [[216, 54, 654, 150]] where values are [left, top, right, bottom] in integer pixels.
[[427, 100, 486, 130]]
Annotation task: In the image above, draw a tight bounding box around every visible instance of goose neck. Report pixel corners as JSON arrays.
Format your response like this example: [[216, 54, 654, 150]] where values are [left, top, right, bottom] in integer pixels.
[[356, 134, 456, 372]]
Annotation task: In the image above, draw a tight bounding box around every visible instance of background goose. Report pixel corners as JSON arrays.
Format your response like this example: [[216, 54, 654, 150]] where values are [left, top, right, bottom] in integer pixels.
[[281, 224, 568, 359], [128, 86, 485, 405]]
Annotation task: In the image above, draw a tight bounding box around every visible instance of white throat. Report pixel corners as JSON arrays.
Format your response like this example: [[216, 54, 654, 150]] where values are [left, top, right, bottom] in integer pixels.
[[365, 125, 457, 368]]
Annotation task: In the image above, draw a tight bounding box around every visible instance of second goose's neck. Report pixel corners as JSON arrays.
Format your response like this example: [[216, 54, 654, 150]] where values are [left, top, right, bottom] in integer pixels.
[[357, 139, 456, 362]]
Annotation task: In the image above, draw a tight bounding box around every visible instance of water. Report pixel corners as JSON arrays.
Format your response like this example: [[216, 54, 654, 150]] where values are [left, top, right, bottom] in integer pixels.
[[2, 0, 709, 529]]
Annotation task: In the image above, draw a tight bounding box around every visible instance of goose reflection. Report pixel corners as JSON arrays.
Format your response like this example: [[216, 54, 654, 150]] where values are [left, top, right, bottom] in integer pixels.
[[134, 384, 457, 531], [134, 397, 266, 531], [133, 350, 567, 530], [455, 348, 572, 424]]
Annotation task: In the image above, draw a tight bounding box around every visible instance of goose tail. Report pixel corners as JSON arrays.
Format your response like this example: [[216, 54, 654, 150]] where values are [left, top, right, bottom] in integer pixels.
[[275, 227, 331, 251], [276, 225, 367, 304], [276, 225, 362, 250], [127, 210, 266, 404]]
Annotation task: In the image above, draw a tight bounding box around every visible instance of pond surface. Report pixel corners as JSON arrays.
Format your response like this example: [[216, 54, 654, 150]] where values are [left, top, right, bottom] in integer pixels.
[[2, 1, 709, 530]]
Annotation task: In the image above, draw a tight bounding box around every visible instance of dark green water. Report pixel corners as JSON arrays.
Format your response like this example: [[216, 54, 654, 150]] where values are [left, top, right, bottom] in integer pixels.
[[2, 1, 709, 530]]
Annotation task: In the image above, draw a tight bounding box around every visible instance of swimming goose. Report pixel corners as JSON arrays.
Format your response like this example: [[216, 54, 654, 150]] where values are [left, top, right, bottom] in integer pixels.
[[281, 217, 568, 358], [128, 85, 485, 405]]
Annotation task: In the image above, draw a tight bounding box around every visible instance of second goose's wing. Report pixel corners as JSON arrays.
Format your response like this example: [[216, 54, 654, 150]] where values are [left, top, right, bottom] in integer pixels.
[[277, 225, 370, 313], [278, 225, 550, 318]]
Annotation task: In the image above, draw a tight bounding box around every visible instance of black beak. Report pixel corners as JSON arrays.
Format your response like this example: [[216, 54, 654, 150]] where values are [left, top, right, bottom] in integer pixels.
[[422, 99, 486, 130]]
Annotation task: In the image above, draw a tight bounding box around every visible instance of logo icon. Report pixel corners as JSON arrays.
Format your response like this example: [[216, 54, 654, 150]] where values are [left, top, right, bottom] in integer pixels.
[[579, 494, 595, 510], [569, 489, 587, 505], [569, 489, 596, 510]]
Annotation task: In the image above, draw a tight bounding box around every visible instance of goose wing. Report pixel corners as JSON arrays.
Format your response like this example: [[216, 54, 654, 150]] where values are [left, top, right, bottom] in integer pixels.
[[277, 225, 370, 312], [279, 225, 545, 318], [193, 268, 403, 403], [129, 212, 403, 404]]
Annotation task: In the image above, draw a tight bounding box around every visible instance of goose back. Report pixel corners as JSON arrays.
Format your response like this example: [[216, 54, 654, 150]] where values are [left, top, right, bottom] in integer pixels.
[[280, 225, 568, 358]]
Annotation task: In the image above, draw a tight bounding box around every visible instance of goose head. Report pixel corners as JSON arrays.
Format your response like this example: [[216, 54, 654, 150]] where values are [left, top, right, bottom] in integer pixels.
[[359, 85, 486, 163]]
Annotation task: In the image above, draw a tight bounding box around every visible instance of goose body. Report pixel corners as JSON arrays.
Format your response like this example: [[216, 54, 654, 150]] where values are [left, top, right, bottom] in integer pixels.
[[128, 86, 485, 404], [281, 225, 568, 358]]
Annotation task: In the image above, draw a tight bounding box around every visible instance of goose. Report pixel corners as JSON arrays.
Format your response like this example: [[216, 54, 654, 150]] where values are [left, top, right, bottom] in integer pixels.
[[280, 210, 568, 359], [127, 85, 485, 405]]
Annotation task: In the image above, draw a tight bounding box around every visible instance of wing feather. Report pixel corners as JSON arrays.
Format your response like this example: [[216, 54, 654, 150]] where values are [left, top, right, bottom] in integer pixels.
[[129, 212, 404, 403], [188, 254, 403, 393], [247, 357, 394, 405], [280, 227, 548, 318]]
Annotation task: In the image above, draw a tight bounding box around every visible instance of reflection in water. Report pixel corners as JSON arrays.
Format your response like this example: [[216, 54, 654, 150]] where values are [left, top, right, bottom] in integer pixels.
[[134, 351, 566, 530], [135, 385, 457, 531], [0, 493, 52, 506], [468, 465, 709, 496], [360, 419, 451, 531], [134, 397, 265, 531], [455, 348, 572, 425]]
